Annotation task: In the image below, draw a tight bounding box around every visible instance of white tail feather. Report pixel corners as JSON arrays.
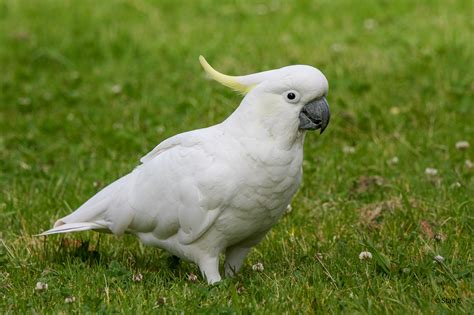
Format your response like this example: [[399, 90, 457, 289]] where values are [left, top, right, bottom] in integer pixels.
[[36, 222, 108, 236], [37, 173, 133, 237]]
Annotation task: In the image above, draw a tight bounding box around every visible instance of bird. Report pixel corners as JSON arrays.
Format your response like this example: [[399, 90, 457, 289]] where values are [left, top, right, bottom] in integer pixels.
[[39, 56, 330, 284]]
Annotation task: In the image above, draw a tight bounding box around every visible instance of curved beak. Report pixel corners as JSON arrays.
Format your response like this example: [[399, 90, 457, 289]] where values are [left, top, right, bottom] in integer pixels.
[[298, 97, 330, 134]]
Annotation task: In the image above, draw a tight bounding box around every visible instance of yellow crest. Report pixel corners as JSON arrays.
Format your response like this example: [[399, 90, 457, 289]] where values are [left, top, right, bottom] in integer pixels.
[[199, 56, 253, 94]]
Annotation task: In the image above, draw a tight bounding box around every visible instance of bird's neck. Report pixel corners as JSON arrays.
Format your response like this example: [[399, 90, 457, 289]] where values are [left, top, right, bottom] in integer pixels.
[[223, 101, 305, 151]]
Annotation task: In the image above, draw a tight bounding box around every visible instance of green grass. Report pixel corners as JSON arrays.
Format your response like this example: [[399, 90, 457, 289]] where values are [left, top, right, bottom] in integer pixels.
[[1, 0, 473, 313]]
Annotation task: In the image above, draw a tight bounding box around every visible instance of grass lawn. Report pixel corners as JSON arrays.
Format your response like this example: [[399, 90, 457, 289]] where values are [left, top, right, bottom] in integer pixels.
[[0, 0, 472, 313]]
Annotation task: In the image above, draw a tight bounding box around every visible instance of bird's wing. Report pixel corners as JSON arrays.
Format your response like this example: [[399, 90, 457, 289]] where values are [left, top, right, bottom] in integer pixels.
[[174, 177, 224, 245], [41, 126, 234, 245], [140, 129, 204, 164], [131, 126, 234, 244]]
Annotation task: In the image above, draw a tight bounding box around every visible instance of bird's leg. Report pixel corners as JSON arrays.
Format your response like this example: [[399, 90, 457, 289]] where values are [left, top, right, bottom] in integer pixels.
[[198, 255, 221, 284], [224, 246, 251, 277]]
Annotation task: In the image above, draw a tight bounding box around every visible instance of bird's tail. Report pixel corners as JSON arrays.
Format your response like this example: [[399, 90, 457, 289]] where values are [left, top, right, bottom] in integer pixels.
[[37, 173, 133, 237], [36, 222, 107, 236]]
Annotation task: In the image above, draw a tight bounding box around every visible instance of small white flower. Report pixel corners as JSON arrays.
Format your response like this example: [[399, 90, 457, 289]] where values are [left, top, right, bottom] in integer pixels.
[[18, 97, 31, 106], [465, 160, 473, 169], [110, 84, 122, 94], [237, 284, 245, 294], [363, 19, 377, 30], [434, 255, 444, 263], [425, 168, 438, 176], [252, 262, 264, 272], [388, 156, 399, 165], [187, 273, 198, 282], [455, 141, 470, 150], [19, 161, 31, 170], [343, 145, 355, 154], [389, 107, 400, 115], [285, 204, 293, 213], [35, 282, 48, 291], [64, 296, 76, 303], [331, 43, 344, 53], [132, 273, 143, 282], [156, 125, 166, 133], [359, 251, 372, 260], [450, 182, 462, 188]]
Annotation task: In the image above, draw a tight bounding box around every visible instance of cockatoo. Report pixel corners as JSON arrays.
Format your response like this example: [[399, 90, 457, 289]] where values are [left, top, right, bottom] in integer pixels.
[[39, 56, 330, 284]]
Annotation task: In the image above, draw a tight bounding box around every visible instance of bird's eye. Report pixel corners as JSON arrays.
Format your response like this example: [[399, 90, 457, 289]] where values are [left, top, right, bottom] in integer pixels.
[[284, 90, 300, 103]]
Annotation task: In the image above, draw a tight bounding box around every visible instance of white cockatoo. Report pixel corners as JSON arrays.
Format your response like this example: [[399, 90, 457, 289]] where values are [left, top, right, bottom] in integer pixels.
[[39, 56, 330, 284]]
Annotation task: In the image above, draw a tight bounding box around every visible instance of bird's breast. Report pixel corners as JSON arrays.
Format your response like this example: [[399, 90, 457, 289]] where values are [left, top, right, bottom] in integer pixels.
[[213, 140, 304, 242]]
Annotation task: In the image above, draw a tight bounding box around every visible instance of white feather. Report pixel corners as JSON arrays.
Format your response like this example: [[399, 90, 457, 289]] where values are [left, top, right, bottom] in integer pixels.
[[36, 222, 107, 236]]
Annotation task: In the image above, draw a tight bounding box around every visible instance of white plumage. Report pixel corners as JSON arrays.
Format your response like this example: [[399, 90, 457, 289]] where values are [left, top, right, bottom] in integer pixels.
[[39, 56, 330, 283]]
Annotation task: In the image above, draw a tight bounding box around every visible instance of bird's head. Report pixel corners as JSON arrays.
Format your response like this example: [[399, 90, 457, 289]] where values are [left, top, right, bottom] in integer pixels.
[[199, 56, 330, 135]]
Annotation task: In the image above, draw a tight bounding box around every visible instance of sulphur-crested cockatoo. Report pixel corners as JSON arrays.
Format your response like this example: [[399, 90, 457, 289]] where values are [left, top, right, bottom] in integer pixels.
[[39, 56, 330, 284]]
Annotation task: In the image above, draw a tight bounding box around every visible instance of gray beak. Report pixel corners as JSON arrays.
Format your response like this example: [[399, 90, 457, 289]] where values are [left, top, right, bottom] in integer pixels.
[[298, 97, 330, 134]]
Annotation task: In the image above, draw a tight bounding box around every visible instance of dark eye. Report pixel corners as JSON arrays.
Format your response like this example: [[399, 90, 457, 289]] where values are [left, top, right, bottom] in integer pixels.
[[283, 90, 300, 103]]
